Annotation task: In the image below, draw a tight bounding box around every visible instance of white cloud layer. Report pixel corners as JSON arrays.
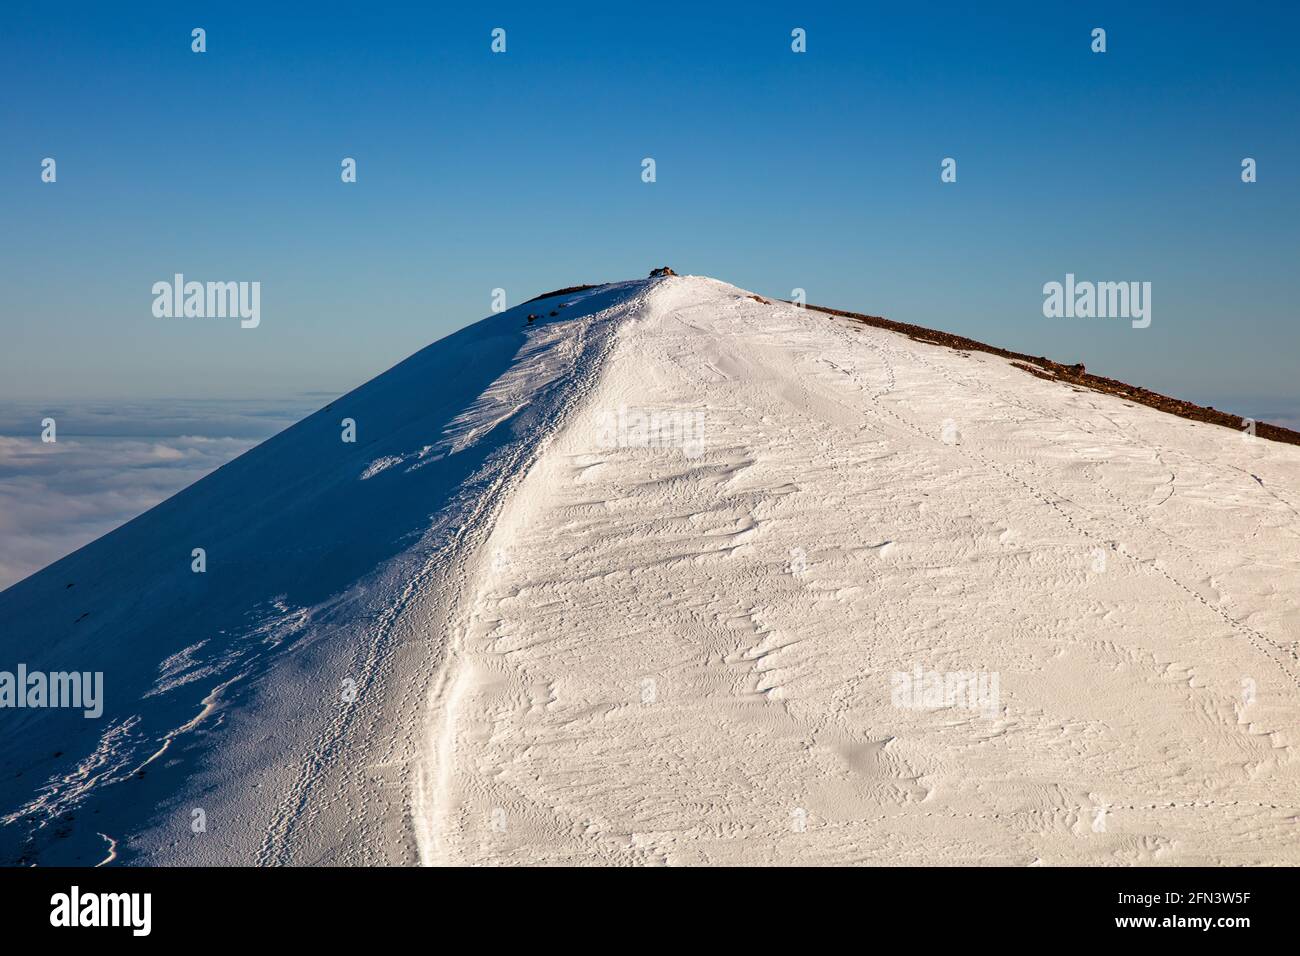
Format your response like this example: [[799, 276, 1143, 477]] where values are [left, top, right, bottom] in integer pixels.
[[0, 434, 258, 590], [0, 399, 322, 591]]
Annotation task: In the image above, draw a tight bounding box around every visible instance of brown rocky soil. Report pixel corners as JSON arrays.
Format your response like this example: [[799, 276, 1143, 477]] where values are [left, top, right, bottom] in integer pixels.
[[794, 300, 1300, 448], [522, 278, 1300, 448]]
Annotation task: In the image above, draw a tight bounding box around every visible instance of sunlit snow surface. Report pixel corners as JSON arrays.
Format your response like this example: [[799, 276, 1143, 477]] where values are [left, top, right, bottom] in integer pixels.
[[4, 276, 1299, 866]]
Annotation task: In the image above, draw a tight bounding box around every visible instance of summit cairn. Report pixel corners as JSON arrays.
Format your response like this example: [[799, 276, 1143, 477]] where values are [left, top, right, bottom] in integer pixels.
[[649, 266, 676, 278]]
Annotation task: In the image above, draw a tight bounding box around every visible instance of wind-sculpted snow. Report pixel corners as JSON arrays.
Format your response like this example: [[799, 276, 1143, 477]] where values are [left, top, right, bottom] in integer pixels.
[[418, 276, 1300, 866], [5, 274, 1300, 867]]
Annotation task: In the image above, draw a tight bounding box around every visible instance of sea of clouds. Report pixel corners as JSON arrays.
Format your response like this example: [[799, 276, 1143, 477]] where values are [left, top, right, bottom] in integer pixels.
[[0, 398, 325, 590]]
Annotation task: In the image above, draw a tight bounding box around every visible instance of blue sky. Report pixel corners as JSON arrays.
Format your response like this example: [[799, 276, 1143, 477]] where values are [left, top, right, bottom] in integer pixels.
[[2, 0, 1298, 419]]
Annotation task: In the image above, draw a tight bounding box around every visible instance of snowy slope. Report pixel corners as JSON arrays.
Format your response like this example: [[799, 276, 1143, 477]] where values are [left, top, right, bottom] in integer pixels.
[[414, 276, 1300, 866], [0, 282, 640, 865], [4, 274, 1299, 866]]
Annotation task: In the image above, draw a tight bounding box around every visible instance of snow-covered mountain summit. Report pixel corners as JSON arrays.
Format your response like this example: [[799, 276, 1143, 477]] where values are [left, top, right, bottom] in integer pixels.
[[4, 274, 1299, 866]]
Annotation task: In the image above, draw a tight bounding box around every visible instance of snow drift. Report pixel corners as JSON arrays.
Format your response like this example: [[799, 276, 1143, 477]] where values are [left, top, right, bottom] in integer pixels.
[[3, 274, 1299, 866]]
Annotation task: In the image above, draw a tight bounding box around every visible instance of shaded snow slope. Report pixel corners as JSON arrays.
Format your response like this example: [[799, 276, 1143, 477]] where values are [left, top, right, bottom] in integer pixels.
[[5, 274, 1299, 867], [0, 281, 641, 864], [418, 276, 1300, 866]]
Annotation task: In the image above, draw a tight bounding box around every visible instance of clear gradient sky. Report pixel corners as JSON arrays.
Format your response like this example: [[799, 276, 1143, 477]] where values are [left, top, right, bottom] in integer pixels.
[[3, 2, 1298, 423]]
